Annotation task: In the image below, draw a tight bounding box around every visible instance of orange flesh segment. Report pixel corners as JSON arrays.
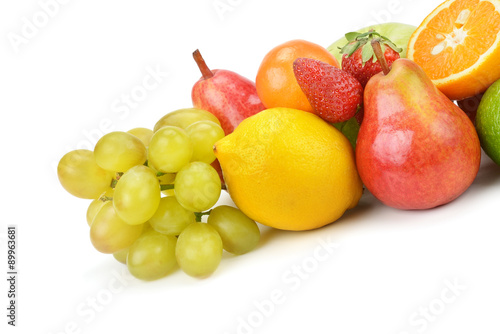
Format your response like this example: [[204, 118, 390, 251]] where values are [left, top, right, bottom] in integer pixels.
[[412, 0, 500, 80]]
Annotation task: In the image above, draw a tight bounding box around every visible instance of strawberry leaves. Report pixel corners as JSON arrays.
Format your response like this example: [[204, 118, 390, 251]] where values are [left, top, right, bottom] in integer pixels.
[[340, 29, 402, 88], [340, 30, 402, 65]]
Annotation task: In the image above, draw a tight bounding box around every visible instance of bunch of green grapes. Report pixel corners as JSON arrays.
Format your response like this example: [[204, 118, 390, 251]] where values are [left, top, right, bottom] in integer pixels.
[[57, 108, 260, 281]]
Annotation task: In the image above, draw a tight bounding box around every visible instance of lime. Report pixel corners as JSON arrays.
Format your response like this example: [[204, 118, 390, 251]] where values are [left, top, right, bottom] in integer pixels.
[[476, 79, 500, 165]]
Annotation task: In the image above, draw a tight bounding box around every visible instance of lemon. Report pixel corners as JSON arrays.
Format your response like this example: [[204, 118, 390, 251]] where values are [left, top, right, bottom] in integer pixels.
[[476, 79, 500, 165], [214, 108, 363, 231]]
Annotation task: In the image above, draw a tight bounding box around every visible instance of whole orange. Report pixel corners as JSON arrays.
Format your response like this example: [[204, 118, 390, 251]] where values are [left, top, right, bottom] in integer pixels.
[[256, 40, 339, 112]]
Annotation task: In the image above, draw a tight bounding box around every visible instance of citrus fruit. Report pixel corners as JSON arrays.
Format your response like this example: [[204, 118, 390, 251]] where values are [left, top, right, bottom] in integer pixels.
[[255, 40, 339, 113], [476, 78, 500, 165], [327, 22, 417, 64], [407, 0, 500, 100], [214, 108, 363, 231]]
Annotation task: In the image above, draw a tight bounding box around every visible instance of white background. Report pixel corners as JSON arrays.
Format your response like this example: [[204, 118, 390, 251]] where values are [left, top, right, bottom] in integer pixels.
[[2, 0, 500, 333]]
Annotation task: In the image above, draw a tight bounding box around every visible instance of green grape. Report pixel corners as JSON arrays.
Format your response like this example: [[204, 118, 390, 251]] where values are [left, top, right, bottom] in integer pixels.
[[147, 163, 176, 184], [113, 247, 129, 264], [149, 196, 195, 236], [113, 165, 161, 225], [157, 172, 176, 185], [186, 120, 225, 164], [162, 189, 175, 197], [175, 222, 223, 278], [148, 126, 193, 173], [127, 230, 177, 281], [127, 127, 154, 147], [141, 221, 154, 234], [174, 162, 222, 212], [94, 131, 147, 172], [90, 201, 144, 254], [86, 188, 115, 226], [87, 199, 107, 227], [58, 149, 113, 199], [153, 108, 221, 132], [207, 205, 260, 255]]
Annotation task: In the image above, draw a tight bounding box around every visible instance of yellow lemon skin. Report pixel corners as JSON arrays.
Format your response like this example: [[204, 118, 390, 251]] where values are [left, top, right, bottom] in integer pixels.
[[214, 108, 363, 231]]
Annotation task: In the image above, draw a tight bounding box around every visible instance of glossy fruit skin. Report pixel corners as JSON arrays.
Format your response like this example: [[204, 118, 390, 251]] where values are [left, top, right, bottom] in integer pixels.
[[186, 120, 225, 164], [127, 127, 153, 147], [207, 205, 260, 255], [154, 108, 221, 132], [86, 187, 114, 226], [148, 126, 193, 173], [174, 161, 222, 212], [175, 222, 223, 278], [127, 230, 177, 281], [94, 131, 147, 172], [57, 149, 113, 199], [476, 79, 500, 165], [148, 196, 195, 236], [356, 59, 481, 210], [113, 165, 161, 225], [192, 69, 265, 135], [214, 107, 363, 231], [90, 201, 144, 254], [256, 40, 339, 113], [293, 57, 363, 123]]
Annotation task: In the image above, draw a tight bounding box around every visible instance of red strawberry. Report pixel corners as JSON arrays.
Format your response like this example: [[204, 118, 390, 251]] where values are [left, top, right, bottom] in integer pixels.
[[293, 57, 363, 123], [340, 30, 401, 88]]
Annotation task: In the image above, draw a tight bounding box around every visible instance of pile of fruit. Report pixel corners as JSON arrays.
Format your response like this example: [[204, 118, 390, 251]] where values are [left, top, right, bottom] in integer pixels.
[[58, 0, 500, 281]]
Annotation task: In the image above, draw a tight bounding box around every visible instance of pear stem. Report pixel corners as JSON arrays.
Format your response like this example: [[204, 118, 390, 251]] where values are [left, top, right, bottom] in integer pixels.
[[371, 39, 390, 75], [193, 49, 214, 80]]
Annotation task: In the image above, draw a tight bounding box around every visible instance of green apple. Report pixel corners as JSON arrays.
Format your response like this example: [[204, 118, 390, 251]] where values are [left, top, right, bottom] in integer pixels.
[[327, 22, 417, 64], [476, 79, 500, 165]]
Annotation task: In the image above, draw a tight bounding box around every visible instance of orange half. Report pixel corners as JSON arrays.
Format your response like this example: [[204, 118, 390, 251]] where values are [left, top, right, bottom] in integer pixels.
[[407, 0, 500, 100]]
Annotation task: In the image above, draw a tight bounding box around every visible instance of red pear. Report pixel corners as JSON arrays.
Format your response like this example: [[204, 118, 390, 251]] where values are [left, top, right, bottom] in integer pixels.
[[356, 41, 481, 210], [191, 50, 265, 135]]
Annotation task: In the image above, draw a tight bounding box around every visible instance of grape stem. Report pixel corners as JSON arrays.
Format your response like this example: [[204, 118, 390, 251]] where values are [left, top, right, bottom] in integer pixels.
[[110, 172, 124, 189], [195, 210, 212, 222], [160, 184, 175, 191]]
